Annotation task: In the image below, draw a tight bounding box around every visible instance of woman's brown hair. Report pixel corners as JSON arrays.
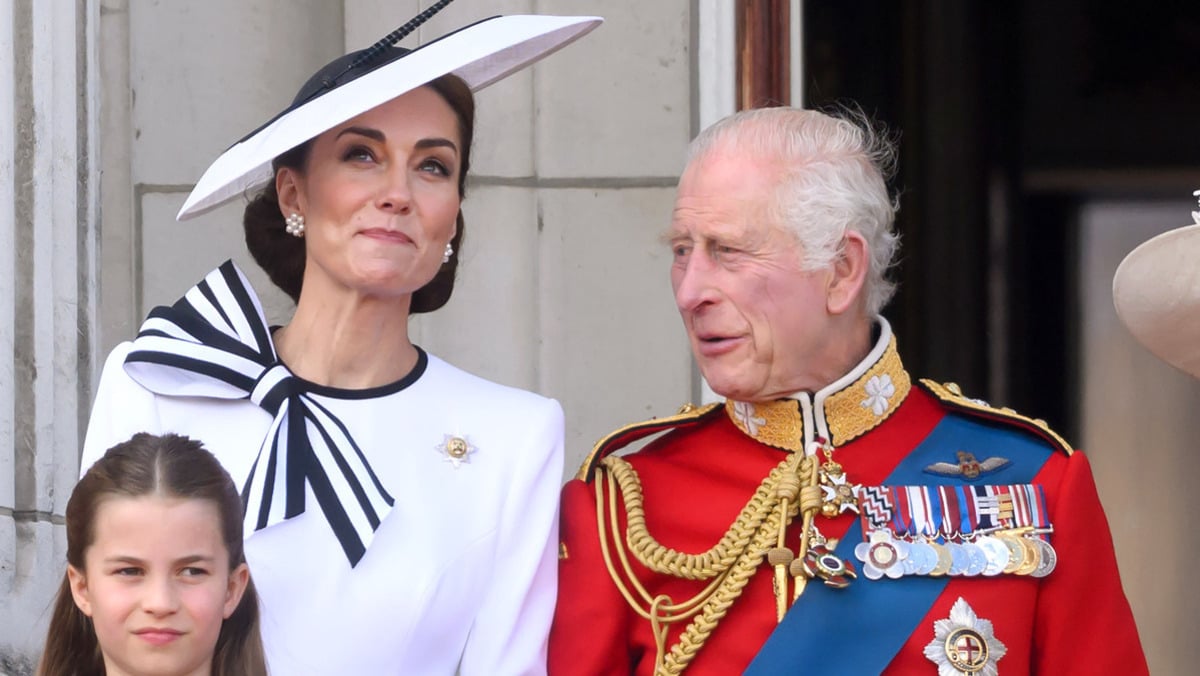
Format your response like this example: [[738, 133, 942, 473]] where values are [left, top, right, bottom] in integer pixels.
[[244, 72, 476, 313], [37, 433, 267, 676]]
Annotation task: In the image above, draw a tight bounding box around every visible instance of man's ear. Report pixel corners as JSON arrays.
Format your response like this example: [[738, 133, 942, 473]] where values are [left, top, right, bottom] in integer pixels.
[[827, 230, 869, 315], [67, 564, 93, 617]]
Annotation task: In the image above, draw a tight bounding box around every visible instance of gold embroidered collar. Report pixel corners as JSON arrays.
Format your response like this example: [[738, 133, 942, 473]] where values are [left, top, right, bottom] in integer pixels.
[[724, 317, 911, 452]]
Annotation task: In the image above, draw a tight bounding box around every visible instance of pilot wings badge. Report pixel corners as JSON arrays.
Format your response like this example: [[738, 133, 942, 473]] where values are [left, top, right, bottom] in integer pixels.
[[924, 451, 1010, 481]]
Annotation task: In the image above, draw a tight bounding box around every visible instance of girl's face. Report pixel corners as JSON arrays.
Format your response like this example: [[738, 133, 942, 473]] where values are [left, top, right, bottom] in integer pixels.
[[277, 85, 463, 303], [67, 495, 249, 676]]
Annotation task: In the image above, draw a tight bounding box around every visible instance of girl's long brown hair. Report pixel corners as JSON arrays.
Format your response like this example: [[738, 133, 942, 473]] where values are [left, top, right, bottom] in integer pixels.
[[37, 433, 267, 676]]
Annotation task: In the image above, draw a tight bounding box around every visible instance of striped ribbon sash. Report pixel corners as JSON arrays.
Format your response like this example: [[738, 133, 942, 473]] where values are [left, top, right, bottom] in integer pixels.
[[123, 261, 393, 567]]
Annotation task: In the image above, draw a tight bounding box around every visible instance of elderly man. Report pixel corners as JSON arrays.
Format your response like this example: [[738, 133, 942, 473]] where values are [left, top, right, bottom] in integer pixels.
[[549, 107, 1146, 674]]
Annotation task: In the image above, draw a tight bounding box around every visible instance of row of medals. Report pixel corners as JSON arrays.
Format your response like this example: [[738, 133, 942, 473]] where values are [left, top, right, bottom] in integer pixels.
[[867, 528, 1057, 579], [816, 447, 1057, 581]]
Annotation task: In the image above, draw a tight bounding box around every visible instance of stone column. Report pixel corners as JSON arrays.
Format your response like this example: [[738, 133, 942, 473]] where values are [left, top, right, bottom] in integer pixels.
[[0, 0, 99, 672]]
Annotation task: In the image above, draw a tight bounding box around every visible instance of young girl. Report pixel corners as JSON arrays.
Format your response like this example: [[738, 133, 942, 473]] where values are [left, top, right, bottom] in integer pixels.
[[38, 433, 266, 676]]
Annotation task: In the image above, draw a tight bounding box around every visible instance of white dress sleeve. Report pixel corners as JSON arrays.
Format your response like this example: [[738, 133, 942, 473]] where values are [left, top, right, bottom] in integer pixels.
[[459, 396, 565, 676], [79, 342, 164, 476]]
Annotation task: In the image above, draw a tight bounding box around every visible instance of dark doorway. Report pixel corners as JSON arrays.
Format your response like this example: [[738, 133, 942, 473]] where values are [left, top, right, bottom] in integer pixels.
[[802, 0, 1200, 440]]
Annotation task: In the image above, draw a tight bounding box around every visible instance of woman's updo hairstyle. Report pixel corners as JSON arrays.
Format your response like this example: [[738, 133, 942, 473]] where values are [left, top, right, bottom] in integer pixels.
[[243, 72, 475, 313]]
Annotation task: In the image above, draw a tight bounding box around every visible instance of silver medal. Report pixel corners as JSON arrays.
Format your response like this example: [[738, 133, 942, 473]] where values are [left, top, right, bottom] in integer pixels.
[[947, 542, 970, 576], [1029, 538, 1058, 578], [963, 541, 989, 576], [975, 535, 1010, 576]]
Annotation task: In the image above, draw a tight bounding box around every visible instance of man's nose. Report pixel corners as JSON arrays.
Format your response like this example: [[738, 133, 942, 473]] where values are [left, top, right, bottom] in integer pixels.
[[673, 251, 719, 311]]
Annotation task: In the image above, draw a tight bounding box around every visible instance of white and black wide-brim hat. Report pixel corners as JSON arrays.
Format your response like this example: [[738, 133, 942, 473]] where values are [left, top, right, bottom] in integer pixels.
[[1113, 196, 1200, 378], [177, 8, 602, 220]]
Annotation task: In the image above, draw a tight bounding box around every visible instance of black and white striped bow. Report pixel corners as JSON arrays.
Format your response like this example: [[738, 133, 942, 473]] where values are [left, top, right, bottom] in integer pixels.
[[123, 261, 394, 567]]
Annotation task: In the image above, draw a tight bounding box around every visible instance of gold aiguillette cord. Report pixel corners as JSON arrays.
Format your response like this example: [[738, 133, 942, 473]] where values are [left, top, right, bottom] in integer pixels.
[[593, 451, 818, 674]]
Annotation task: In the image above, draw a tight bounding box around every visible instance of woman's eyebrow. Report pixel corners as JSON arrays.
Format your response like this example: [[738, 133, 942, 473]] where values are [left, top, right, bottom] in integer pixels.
[[334, 128, 457, 155], [336, 126, 385, 142], [414, 138, 458, 154]]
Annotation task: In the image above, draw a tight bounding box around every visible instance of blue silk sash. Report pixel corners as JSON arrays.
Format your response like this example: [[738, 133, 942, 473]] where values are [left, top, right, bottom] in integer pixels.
[[745, 415, 1055, 674]]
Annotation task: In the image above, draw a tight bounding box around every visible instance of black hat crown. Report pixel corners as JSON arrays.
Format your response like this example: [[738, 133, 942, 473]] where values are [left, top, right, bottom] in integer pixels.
[[293, 0, 455, 107]]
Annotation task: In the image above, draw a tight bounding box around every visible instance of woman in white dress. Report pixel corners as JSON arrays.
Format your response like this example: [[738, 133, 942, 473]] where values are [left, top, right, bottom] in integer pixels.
[[80, 6, 601, 674]]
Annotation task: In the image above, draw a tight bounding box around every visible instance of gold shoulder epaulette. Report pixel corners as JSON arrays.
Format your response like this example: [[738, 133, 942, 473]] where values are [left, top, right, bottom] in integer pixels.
[[574, 402, 723, 482], [917, 379, 1073, 456]]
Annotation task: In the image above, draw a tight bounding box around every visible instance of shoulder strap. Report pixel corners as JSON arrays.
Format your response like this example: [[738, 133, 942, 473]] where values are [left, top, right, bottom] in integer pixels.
[[574, 402, 723, 481], [917, 379, 1073, 456]]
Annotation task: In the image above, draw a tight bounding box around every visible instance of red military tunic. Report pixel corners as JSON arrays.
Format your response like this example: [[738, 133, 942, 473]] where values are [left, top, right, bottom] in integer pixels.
[[549, 327, 1146, 675]]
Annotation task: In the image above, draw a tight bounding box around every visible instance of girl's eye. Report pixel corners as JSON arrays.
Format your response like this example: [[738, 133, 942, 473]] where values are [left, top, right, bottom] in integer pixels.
[[180, 567, 209, 577], [114, 567, 143, 577]]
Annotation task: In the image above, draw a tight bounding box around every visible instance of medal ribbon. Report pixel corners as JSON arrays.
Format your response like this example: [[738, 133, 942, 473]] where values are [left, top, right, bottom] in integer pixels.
[[859, 485, 896, 531], [925, 487, 943, 541], [971, 485, 997, 530], [955, 485, 975, 539], [995, 484, 1015, 528], [1010, 483, 1032, 528], [891, 486, 912, 537], [1026, 483, 1051, 540], [906, 487, 927, 539], [937, 485, 961, 540]]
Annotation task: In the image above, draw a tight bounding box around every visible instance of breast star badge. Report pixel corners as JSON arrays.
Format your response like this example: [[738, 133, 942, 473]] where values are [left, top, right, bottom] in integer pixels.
[[924, 597, 1007, 675], [436, 434, 476, 468]]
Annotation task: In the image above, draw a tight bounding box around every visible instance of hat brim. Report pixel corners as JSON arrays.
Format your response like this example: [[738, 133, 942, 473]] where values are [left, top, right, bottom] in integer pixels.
[[177, 14, 602, 220], [1113, 222, 1200, 378]]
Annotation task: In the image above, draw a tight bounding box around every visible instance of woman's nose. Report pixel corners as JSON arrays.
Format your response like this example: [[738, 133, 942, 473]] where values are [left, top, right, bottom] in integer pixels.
[[376, 165, 413, 213]]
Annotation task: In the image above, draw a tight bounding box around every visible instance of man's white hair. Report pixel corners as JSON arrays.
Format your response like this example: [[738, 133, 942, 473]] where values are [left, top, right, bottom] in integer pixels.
[[686, 106, 901, 316]]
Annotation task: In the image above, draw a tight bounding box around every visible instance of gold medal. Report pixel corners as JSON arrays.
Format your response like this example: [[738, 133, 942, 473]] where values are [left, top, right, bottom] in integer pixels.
[[929, 541, 953, 577], [1014, 537, 1041, 576], [996, 533, 1025, 574]]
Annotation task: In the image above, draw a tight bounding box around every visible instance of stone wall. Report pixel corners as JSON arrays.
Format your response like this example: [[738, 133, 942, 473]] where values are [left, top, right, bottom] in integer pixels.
[[0, 0, 99, 670]]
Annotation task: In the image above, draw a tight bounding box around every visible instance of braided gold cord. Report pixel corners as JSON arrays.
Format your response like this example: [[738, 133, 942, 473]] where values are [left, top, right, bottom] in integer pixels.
[[792, 462, 823, 600], [602, 454, 789, 580], [660, 456, 804, 675], [593, 451, 815, 675], [601, 468, 726, 623]]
